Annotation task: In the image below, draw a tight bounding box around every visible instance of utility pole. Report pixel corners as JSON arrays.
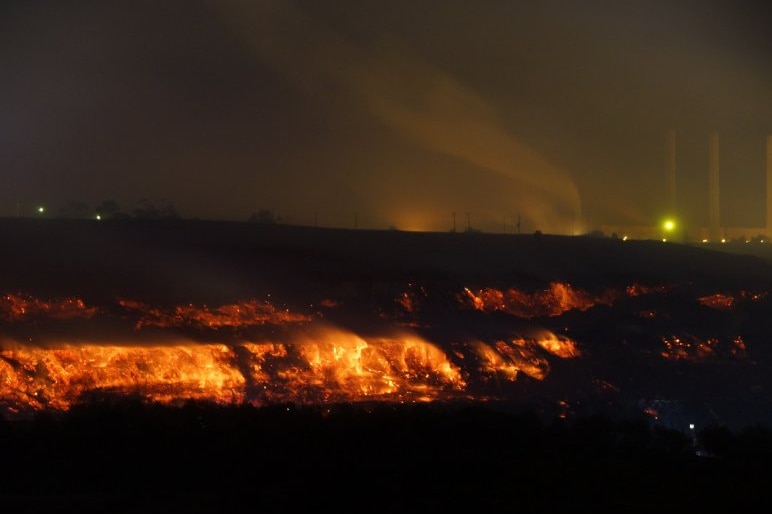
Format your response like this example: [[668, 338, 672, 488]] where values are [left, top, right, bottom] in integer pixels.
[[451, 211, 456, 232]]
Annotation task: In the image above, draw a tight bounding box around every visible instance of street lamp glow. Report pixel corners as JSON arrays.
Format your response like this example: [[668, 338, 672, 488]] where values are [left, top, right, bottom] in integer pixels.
[[663, 219, 675, 232]]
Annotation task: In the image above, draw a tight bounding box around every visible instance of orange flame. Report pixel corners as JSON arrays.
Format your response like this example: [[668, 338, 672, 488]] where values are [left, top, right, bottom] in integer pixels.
[[697, 293, 735, 310], [459, 330, 581, 383], [462, 282, 614, 318], [118, 298, 312, 329], [0, 293, 98, 322], [0, 342, 245, 411], [242, 327, 466, 404]]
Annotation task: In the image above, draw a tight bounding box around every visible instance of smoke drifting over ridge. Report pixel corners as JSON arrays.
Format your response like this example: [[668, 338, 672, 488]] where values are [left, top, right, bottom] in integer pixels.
[[1, 0, 769, 230], [216, 0, 581, 233]]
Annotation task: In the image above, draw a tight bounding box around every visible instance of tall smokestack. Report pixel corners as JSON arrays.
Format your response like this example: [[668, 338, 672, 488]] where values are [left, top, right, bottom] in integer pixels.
[[666, 130, 677, 215], [767, 135, 772, 237], [667, 130, 676, 216], [667, 130, 676, 215], [708, 132, 720, 241]]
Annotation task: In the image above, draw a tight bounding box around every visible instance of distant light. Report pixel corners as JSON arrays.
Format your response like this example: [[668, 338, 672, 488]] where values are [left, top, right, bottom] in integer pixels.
[[37, 206, 45, 214], [662, 238, 667, 242], [689, 423, 695, 430], [721, 238, 726, 243], [701, 239, 709, 243], [662, 218, 676, 232], [622, 235, 628, 241], [96, 214, 102, 221]]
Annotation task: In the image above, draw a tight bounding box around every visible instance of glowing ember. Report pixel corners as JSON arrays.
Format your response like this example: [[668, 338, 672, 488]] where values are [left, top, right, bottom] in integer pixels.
[[697, 291, 767, 310], [461, 282, 615, 318], [0, 293, 98, 322], [625, 283, 670, 297], [659, 334, 745, 361], [697, 293, 736, 310], [118, 298, 312, 329]]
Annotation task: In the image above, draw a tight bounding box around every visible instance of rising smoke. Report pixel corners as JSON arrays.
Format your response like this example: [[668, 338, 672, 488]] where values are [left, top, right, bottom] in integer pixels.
[[215, 0, 582, 234]]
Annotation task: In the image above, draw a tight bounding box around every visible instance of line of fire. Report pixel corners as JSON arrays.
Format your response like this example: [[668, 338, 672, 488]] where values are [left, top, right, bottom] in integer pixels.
[[1, 280, 764, 431]]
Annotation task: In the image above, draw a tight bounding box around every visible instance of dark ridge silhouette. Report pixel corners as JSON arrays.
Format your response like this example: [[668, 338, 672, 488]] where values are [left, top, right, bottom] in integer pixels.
[[2, 217, 770, 304]]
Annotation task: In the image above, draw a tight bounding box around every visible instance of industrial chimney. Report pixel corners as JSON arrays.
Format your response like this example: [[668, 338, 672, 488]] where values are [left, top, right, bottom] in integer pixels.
[[666, 130, 677, 215], [708, 132, 720, 241], [767, 135, 772, 238]]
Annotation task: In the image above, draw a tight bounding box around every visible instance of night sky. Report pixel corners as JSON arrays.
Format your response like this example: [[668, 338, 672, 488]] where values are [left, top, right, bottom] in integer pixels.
[[2, 0, 770, 233]]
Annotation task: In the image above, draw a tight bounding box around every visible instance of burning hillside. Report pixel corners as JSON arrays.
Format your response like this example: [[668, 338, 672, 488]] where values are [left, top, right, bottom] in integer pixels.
[[2, 218, 772, 431], [5, 218, 772, 513]]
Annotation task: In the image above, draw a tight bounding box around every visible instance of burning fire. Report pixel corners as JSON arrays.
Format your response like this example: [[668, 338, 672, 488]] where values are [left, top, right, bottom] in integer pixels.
[[1, 293, 98, 322], [0, 321, 585, 417], [461, 282, 617, 318], [0, 342, 245, 412], [697, 290, 767, 310], [659, 334, 746, 361], [0, 284, 759, 421], [241, 327, 466, 404], [118, 298, 312, 329]]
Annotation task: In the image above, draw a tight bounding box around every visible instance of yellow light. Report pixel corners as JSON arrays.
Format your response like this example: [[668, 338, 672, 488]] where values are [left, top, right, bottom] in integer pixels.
[[663, 219, 675, 232]]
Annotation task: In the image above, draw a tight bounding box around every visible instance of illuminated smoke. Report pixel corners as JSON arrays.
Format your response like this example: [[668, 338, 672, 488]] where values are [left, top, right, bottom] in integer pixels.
[[215, 0, 582, 234]]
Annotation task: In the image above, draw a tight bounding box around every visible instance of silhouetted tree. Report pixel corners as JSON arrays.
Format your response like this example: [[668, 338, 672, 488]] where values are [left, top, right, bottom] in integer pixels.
[[249, 209, 278, 224], [133, 198, 160, 219], [133, 199, 179, 219], [95, 199, 122, 220], [58, 200, 91, 219]]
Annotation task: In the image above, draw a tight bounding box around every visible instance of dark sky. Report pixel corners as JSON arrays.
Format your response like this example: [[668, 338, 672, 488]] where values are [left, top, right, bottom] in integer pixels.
[[2, 0, 770, 233]]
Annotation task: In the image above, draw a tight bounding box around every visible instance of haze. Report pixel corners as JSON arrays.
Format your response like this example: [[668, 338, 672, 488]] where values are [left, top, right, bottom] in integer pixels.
[[2, 0, 770, 233]]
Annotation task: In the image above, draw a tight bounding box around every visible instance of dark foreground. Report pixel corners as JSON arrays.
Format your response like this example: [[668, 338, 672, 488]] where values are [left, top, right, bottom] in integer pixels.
[[1, 400, 770, 513]]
